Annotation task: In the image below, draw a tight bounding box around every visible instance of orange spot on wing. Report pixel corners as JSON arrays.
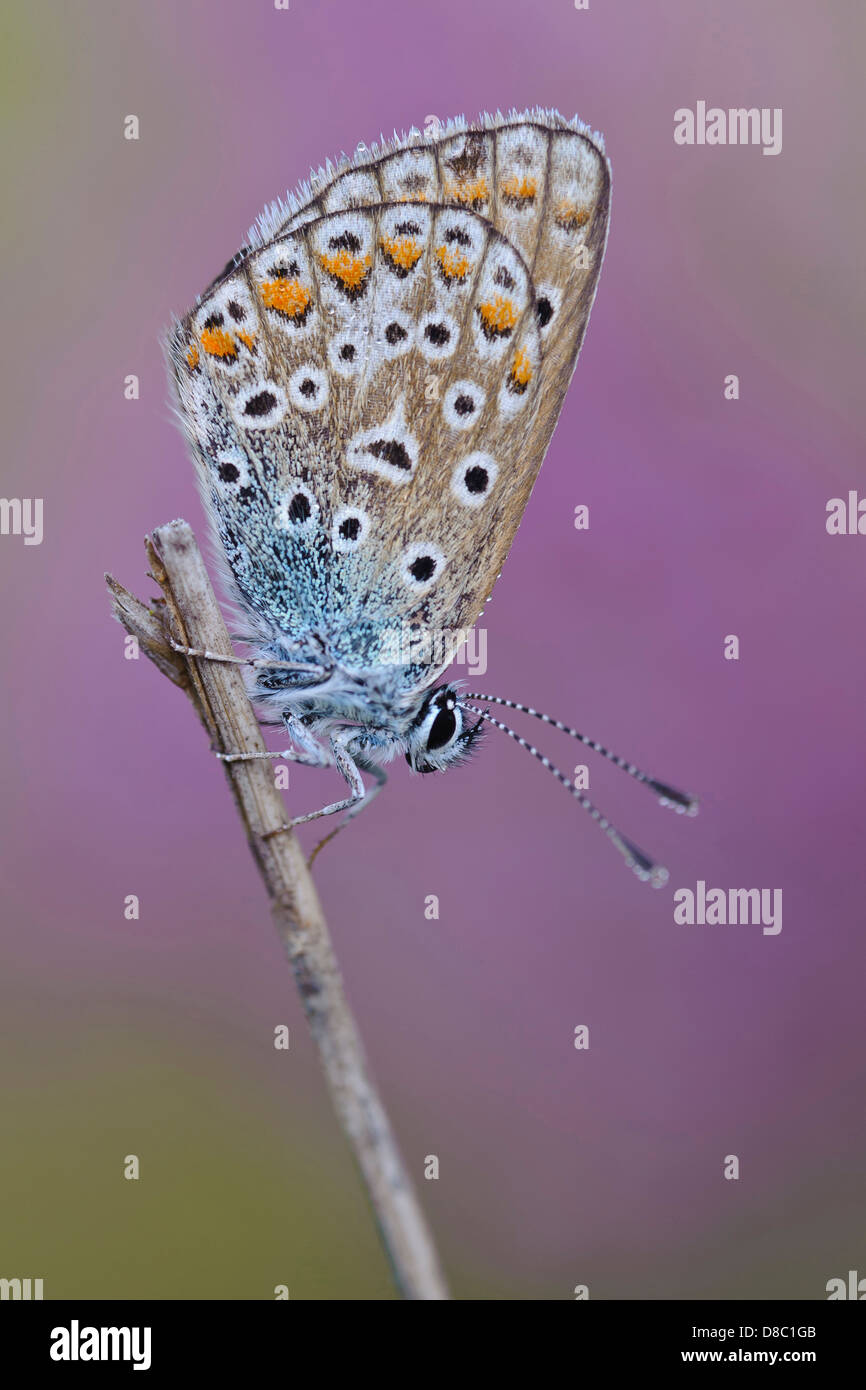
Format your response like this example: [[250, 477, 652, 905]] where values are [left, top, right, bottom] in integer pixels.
[[236, 329, 256, 350], [444, 177, 488, 206], [554, 199, 590, 231], [501, 174, 537, 202], [435, 244, 471, 280], [318, 250, 371, 290], [380, 234, 424, 270], [260, 277, 311, 316], [186, 346, 200, 369], [511, 347, 532, 386], [478, 295, 518, 334], [200, 326, 237, 358]]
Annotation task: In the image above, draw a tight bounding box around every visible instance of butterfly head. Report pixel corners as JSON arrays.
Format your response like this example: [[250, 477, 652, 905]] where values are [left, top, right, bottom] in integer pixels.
[[405, 685, 484, 774]]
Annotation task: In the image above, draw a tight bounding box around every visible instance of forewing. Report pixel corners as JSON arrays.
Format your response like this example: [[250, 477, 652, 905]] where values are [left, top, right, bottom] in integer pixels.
[[170, 201, 544, 671], [251, 111, 611, 640], [170, 111, 609, 679]]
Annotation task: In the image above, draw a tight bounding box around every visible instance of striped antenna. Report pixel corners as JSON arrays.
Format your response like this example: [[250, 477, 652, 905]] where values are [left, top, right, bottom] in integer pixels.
[[463, 693, 697, 814], [460, 700, 695, 887]]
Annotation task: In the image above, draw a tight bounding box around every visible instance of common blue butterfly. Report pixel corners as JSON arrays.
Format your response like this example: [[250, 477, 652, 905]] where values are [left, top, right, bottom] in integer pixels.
[[169, 109, 696, 883]]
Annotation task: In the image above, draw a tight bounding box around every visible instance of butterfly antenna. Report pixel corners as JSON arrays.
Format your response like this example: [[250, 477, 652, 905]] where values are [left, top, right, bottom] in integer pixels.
[[461, 703, 680, 888], [463, 693, 697, 815]]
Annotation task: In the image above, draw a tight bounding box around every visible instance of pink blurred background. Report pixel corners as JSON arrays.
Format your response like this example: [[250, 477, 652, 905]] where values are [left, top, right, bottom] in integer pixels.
[[1, 0, 863, 1297]]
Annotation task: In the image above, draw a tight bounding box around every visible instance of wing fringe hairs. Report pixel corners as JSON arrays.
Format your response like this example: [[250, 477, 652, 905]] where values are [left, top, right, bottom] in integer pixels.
[[248, 108, 607, 261]]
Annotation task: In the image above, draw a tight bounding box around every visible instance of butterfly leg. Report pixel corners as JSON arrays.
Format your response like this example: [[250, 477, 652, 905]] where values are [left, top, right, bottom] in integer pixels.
[[169, 637, 326, 678], [216, 712, 331, 769], [343, 761, 387, 822], [288, 729, 369, 827], [306, 764, 387, 866]]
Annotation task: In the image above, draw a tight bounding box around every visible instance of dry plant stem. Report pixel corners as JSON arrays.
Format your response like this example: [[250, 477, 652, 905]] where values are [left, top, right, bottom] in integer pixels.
[[106, 518, 449, 1301]]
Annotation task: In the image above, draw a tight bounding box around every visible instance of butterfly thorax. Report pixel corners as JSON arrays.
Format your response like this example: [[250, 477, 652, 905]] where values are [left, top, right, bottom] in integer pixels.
[[251, 643, 431, 745], [248, 642, 481, 772]]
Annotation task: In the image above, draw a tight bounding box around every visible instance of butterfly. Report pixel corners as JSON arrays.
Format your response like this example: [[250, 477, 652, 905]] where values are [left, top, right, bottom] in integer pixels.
[[168, 108, 696, 883]]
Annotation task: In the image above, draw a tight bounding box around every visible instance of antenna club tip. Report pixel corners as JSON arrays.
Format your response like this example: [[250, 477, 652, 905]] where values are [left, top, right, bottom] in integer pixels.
[[659, 793, 699, 817], [630, 860, 669, 888]]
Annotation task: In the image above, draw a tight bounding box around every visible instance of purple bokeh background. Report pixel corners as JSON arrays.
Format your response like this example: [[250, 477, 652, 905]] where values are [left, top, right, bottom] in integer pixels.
[[1, 0, 863, 1297]]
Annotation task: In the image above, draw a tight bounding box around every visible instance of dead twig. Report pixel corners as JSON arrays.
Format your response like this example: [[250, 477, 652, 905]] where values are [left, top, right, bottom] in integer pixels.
[[106, 518, 449, 1300]]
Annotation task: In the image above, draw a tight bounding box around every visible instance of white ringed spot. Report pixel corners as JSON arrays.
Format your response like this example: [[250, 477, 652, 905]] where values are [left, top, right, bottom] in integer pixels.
[[347, 405, 418, 484], [328, 331, 363, 378], [401, 542, 446, 593], [287, 364, 329, 412], [233, 381, 287, 430], [443, 379, 486, 431], [275, 483, 319, 533], [417, 312, 459, 361], [332, 506, 371, 553], [451, 452, 498, 507]]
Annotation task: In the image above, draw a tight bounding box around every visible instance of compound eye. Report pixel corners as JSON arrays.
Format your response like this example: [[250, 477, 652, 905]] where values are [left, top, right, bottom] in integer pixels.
[[427, 704, 458, 751]]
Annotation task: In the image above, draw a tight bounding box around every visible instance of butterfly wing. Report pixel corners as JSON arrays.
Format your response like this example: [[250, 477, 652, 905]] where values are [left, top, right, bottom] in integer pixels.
[[263, 111, 610, 440], [170, 111, 609, 686], [170, 202, 541, 670], [264, 113, 610, 433], [255, 110, 611, 639]]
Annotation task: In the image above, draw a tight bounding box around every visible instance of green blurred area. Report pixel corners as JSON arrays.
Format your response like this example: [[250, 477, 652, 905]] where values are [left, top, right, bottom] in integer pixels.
[[1, 1021, 399, 1300]]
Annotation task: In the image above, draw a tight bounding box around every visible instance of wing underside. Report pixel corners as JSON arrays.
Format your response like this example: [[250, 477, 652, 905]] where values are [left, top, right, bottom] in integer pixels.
[[169, 111, 610, 680]]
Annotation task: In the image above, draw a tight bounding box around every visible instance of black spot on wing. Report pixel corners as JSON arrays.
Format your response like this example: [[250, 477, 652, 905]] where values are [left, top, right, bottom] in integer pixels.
[[368, 439, 411, 470], [243, 390, 277, 417], [409, 555, 436, 581]]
